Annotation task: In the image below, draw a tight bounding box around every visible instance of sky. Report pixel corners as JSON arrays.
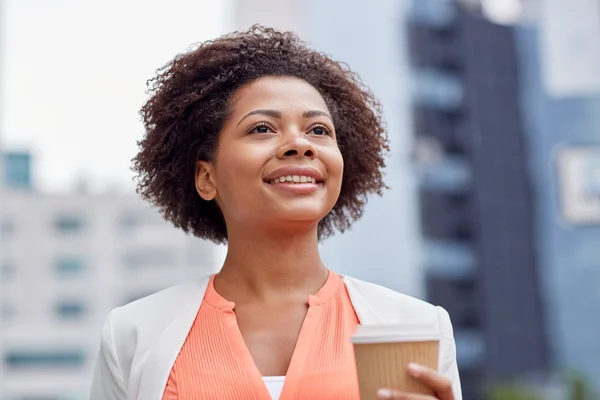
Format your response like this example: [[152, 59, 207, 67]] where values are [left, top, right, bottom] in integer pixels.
[[2, 0, 233, 193]]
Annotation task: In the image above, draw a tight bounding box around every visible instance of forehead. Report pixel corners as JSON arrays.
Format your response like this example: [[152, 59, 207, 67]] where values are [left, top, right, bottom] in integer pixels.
[[231, 76, 330, 114]]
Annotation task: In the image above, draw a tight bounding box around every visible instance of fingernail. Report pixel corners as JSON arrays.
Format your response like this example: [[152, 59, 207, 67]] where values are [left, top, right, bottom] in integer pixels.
[[408, 362, 425, 377], [377, 388, 393, 399]]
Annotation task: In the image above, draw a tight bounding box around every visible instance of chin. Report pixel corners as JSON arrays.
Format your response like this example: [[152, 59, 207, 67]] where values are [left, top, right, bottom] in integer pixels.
[[272, 208, 329, 226], [286, 213, 326, 224]]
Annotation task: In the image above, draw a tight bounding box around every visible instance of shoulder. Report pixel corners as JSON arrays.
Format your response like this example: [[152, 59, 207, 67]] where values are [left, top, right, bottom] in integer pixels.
[[342, 275, 433, 308], [342, 275, 438, 321], [108, 277, 209, 345], [101, 278, 210, 378], [110, 279, 207, 328], [341, 275, 455, 356], [92, 278, 210, 399]]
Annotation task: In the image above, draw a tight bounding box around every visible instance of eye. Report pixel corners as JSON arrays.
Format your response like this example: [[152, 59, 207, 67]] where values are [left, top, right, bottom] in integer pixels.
[[248, 122, 275, 134], [309, 125, 331, 136]]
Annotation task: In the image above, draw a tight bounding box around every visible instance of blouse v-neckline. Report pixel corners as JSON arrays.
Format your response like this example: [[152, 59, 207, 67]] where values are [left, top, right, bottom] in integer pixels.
[[203, 271, 342, 400]]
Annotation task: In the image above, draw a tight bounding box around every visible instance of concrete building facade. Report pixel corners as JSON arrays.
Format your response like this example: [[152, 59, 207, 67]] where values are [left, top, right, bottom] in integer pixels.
[[1, 185, 224, 399]]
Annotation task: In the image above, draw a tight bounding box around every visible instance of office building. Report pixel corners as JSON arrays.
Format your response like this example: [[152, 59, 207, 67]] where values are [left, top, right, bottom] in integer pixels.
[[408, 1, 549, 398], [0, 153, 224, 400], [514, 0, 600, 387]]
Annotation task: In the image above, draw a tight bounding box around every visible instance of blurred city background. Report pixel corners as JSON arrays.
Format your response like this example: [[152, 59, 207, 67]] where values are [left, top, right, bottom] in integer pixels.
[[1, 0, 599, 399]]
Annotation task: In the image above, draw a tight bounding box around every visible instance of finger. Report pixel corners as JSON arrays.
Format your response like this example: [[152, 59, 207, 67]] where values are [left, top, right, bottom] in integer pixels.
[[376, 388, 435, 400], [407, 363, 454, 400]]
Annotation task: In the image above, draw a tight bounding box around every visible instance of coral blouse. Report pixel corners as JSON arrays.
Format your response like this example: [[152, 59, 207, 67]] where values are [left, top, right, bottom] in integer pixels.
[[162, 271, 361, 399]]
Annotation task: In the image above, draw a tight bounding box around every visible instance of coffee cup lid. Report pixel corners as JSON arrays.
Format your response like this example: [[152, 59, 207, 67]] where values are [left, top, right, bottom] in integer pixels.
[[351, 323, 440, 344]]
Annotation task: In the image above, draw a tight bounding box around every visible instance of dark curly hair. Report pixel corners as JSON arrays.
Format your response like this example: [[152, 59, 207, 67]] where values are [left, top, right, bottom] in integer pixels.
[[133, 25, 389, 244]]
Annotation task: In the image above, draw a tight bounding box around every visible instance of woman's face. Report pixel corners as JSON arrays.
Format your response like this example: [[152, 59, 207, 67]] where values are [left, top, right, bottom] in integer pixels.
[[196, 76, 344, 234]]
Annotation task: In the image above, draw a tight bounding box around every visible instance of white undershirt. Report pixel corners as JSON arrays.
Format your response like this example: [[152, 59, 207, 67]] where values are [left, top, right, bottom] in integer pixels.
[[263, 376, 286, 400]]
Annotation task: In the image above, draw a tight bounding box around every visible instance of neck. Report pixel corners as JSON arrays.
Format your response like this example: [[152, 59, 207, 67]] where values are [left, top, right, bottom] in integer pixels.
[[216, 224, 328, 301]]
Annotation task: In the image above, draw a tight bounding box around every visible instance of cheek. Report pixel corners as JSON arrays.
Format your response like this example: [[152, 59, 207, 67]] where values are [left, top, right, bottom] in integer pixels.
[[213, 150, 262, 201], [326, 148, 344, 184]]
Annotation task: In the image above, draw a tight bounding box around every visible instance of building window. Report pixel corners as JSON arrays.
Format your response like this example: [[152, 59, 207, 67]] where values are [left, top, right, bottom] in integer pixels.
[[121, 248, 177, 269], [16, 397, 88, 400], [413, 68, 464, 110], [118, 209, 171, 233], [118, 212, 140, 232], [454, 330, 485, 368], [16, 398, 72, 400], [54, 257, 85, 277], [1, 301, 15, 322], [1, 260, 15, 279], [1, 216, 15, 238], [457, 306, 480, 330], [410, 0, 456, 29], [453, 277, 476, 295], [55, 301, 86, 320], [417, 154, 472, 192], [423, 239, 475, 277], [54, 214, 85, 234], [3, 151, 32, 189], [4, 350, 85, 370]]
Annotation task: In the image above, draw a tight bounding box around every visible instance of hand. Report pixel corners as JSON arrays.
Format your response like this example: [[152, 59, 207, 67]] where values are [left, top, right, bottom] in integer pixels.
[[376, 363, 454, 400]]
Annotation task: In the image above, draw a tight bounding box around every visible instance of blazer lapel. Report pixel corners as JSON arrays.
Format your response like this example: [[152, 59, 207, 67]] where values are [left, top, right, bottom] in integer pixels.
[[342, 275, 388, 324], [136, 276, 210, 400], [342, 275, 434, 326]]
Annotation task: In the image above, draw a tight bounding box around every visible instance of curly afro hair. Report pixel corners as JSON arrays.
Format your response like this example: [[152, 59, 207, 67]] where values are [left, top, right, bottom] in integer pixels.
[[133, 25, 389, 244]]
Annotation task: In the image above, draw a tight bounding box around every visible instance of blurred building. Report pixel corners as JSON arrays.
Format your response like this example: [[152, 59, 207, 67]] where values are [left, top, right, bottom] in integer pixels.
[[515, 0, 600, 388], [409, 0, 600, 398], [235, 0, 424, 298], [408, 1, 548, 398], [0, 152, 224, 400]]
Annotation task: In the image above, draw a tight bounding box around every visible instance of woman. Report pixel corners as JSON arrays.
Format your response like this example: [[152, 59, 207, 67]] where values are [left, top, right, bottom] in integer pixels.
[[91, 26, 462, 400]]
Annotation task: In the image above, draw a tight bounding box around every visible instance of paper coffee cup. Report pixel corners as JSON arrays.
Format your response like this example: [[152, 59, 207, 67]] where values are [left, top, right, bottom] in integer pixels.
[[351, 324, 440, 399]]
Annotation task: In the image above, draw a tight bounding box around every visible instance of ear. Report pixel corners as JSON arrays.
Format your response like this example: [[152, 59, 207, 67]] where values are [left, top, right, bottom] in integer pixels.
[[195, 161, 217, 201]]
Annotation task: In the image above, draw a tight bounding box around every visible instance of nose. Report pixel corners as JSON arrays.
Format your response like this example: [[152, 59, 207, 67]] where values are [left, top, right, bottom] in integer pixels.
[[276, 133, 318, 160]]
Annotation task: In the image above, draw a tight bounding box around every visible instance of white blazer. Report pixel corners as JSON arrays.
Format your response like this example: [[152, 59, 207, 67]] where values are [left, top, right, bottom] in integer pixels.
[[90, 275, 462, 400]]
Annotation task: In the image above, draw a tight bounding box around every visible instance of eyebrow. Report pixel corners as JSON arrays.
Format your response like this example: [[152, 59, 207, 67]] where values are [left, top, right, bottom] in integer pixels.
[[303, 110, 333, 121], [236, 109, 333, 126]]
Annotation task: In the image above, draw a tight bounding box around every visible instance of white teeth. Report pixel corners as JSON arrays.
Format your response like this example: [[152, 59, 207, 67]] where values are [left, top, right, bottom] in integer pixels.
[[269, 175, 318, 184]]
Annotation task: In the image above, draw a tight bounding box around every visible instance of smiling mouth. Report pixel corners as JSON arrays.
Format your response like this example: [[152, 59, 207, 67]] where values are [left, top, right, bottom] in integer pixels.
[[266, 175, 320, 184]]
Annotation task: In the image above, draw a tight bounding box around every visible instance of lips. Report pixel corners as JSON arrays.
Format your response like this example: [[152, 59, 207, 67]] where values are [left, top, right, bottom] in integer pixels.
[[263, 166, 323, 184]]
